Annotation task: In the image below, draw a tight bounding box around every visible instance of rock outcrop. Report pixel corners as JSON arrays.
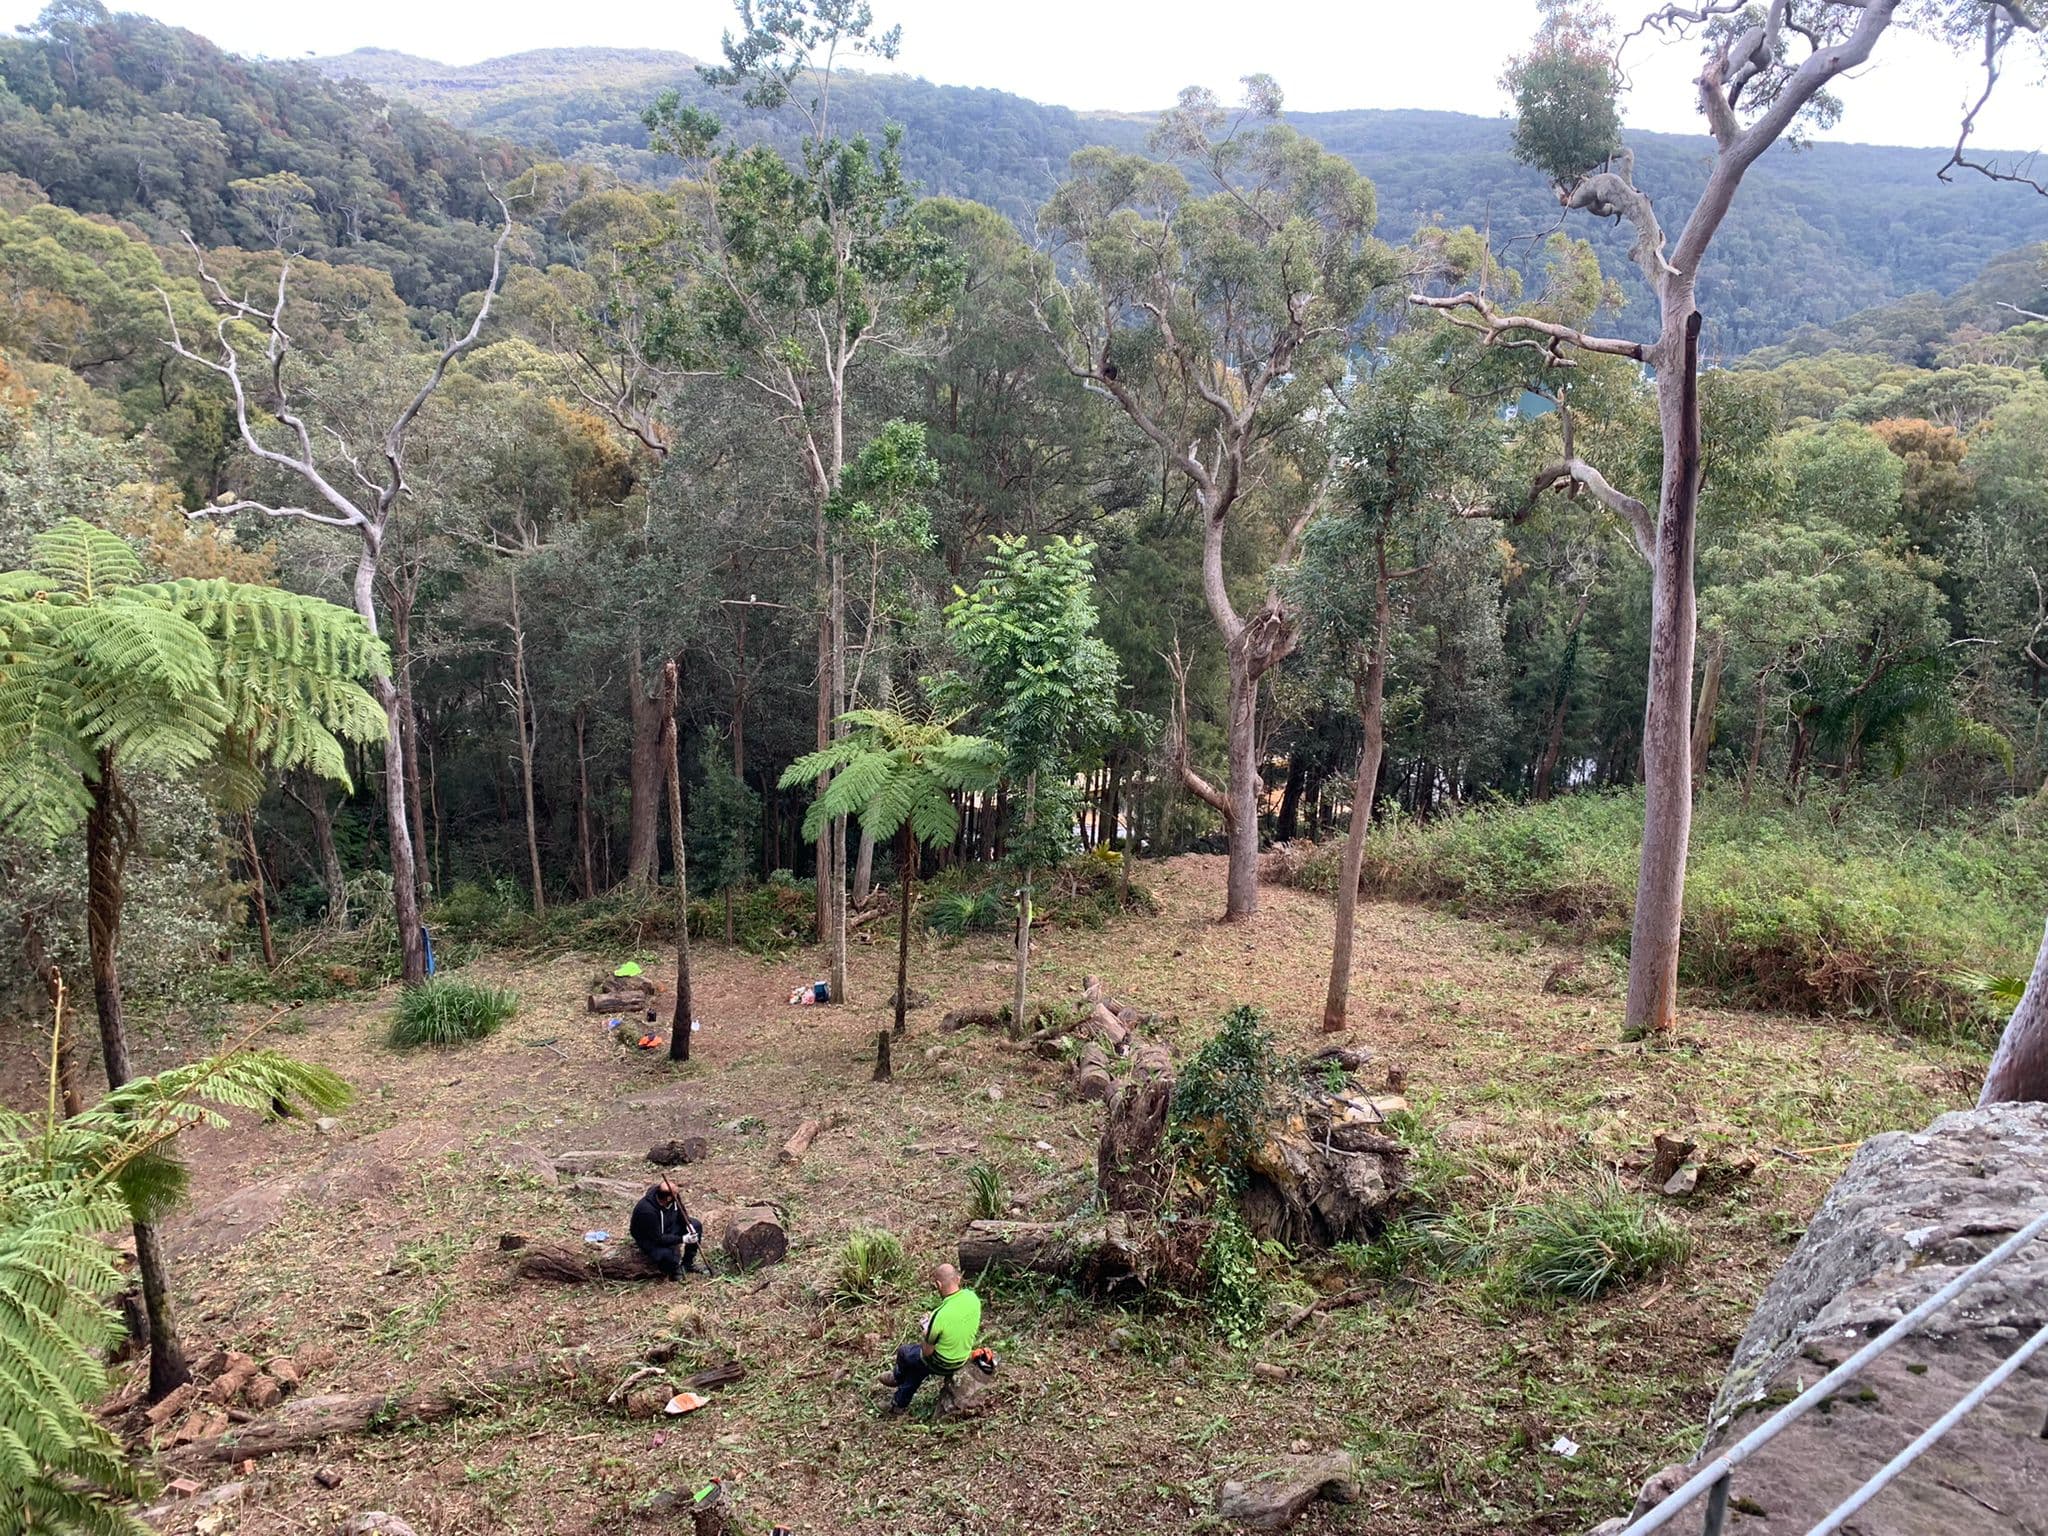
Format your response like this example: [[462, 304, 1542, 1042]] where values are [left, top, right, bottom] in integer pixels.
[[1595, 1102, 2048, 1534]]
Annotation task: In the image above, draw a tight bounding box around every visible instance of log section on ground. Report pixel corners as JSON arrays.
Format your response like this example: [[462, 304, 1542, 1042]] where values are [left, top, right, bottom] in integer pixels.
[[721, 1204, 788, 1269], [166, 1347, 607, 1464], [508, 1240, 668, 1283], [956, 1213, 1155, 1296]]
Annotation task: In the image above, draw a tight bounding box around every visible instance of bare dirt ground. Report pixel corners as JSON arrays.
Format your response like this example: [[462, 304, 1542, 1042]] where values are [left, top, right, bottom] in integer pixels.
[[79, 856, 1980, 1535]]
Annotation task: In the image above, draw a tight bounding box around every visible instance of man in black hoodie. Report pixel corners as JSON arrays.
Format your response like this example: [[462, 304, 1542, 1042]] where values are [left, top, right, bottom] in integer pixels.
[[630, 1178, 705, 1279]]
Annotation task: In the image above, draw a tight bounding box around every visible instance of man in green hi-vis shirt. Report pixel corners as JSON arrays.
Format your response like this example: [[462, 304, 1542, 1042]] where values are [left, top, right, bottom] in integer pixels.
[[879, 1262, 981, 1411]]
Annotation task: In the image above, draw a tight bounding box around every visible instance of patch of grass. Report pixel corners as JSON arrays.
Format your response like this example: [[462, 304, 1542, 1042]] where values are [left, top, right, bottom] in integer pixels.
[[832, 1228, 913, 1305], [1495, 1182, 1690, 1302], [388, 976, 519, 1049], [1350, 787, 2045, 1037], [965, 1161, 1007, 1220], [925, 888, 1006, 937]]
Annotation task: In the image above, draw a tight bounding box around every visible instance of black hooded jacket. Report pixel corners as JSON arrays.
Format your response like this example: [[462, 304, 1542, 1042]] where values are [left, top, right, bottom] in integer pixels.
[[630, 1187, 685, 1252]]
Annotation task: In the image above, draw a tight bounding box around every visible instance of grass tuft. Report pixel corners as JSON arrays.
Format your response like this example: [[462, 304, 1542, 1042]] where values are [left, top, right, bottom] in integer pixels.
[[388, 976, 519, 1049], [965, 1161, 1007, 1220], [833, 1228, 913, 1305], [1497, 1182, 1690, 1302]]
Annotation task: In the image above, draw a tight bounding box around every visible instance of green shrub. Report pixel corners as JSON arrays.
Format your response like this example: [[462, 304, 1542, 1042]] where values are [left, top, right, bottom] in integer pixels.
[[389, 977, 519, 1048], [1200, 1205, 1269, 1346], [1171, 1005, 1284, 1192], [965, 1161, 1007, 1220], [833, 1228, 913, 1305], [1495, 1183, 1689, 1302]]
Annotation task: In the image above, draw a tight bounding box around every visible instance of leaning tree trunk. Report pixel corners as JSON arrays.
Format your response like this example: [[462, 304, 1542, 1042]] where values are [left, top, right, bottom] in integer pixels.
[[1623, 311, 1703, 1043], [1979, 914, 2048, 1106], [86, 757, 191, 1401], [241, 811, 277, 970], [1323, 626, 1387, 1034], [663, 662, 695, 1064], [294, 773, 347, 927], [1690, 629, 1726, 788]]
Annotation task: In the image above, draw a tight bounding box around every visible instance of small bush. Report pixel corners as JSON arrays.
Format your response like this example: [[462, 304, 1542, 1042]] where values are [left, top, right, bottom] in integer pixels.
[[833, 1228, 913, 1305], [1200, 1206, 1269, 1347], [1496, 1183, 1689, 1302], [389, 977, 519, 1049], [1171, 1005, 1284, 1192]]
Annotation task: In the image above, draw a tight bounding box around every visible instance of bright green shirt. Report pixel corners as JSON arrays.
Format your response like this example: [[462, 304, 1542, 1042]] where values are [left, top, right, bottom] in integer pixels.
[[924, 1287, 981, 1369]]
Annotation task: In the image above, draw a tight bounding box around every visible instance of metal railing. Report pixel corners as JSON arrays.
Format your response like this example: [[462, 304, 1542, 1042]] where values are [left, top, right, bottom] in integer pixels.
[[1614, 1204, 2048, 1536]]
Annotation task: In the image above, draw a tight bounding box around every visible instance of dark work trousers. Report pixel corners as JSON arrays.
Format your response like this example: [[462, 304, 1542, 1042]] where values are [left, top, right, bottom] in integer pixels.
[[640, 1218, 702, 1279], [891, 1342, 957, 1410]]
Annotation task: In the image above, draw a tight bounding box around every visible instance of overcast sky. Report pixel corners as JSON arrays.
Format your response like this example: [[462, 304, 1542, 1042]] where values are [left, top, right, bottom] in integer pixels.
[[9, 1, 2044, 152]]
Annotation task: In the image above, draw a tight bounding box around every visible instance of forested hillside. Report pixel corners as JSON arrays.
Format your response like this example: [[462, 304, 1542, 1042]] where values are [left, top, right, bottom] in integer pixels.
[[313, 44, 2048, 352]]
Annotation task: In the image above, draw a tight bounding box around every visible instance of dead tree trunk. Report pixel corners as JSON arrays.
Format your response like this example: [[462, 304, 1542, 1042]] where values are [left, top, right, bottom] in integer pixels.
[[663, 661, 694, 1064], [241, 811, 277, 971], [1979, 914, 2048, 1106]]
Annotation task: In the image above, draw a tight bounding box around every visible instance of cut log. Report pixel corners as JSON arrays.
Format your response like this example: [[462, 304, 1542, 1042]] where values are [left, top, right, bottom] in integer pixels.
[[208, 1353, 259, 1404], [780, 1117, 827, 1164], [589, 988, 656, 1014], [722, 1205, 788, 1270], [1215, 1451, 1359, 1531], [1072, 1042, 1113, 1104], [1647, 1133, 1696, 1189], [571, 1175, 649, 1205], [1081, 1003, 1129, 1052], [1098, 1049, 1175, 1214], [957, 1213, 1153, 1296], [939, 1006, 1004, 1034], [647, 1137, 710, 1167], [167, 1347, 605, 1465], [552, 1150, 633, 1172], [1305, 1045, 1371, 1074], [933, 1362, 998, 1421], [510, 1241, 667, 1284], [1082, 975, 1104, 1003]]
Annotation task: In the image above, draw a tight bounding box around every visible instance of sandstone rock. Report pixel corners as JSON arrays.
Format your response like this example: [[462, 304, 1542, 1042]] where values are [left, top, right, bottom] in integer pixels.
[[1215, 1450, 1359, 1530], [494, 1141, 559, 1187], [1599, 1102, 2048, 1535], [344, 1515, 419, 1536]]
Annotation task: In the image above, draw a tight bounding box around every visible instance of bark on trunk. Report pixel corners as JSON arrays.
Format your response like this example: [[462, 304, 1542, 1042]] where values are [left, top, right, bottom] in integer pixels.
[[1274, 753, 1306, 841], [1222, 654, 1262, 921], [1691, 629, 1726, 788], [86, 758, 191, 1402], [1622, 311, 1704, 1043], [508, 570, 546, 918], [1979, 915, 2048, 1106], [625, 640, 665, 888], [574, 705, 598, 900], [241, 812, 277, 970], [893, 827, 917, 1037], [827, 554, 849, 1005], [664, 662, 695, 1065], [390, 599, 431, 903], [293, 774, 346, 927], [1322, 634, 1387, 1033]]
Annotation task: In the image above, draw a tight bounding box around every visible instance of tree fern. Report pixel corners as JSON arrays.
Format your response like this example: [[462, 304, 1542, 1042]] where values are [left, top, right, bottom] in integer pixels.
[[0, 1021, 349, 1535]]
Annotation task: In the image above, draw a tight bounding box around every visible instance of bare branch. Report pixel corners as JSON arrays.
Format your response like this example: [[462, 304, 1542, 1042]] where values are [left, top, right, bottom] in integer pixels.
[[1409, 290, 1647, 362]]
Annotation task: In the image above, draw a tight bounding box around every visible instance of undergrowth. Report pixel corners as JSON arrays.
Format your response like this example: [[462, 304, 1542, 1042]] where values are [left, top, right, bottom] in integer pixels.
[[388, 977, 519, 1049], [1278, 786, 2044, 1037], [833, 1228, 913, 1305]]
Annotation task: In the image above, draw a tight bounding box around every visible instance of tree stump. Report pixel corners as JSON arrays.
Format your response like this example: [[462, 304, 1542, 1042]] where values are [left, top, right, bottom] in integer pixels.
[[647, 1137, 710, 1167], [1098, 1045, 1175, 1213], [1215, 1451, 1359, 1530], [873, 1030, 893, 1082], [939, 1006, 1004, 1034], [722, 1206, 788, 1270], [933, 1362, 997, 1421]]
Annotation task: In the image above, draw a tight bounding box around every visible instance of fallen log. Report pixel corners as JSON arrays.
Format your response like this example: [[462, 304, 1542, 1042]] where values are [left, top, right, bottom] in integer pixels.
[[1216, 1450, 1360, 1531], [957, 1213, 1153, 1296], [722, 1205, 788, 1270], [647, 1137, 709, 1167], [939, 1005, 1005, 1034], [589, 990, 655, 1014], [167, 1347, 606, 1465], [779, 1116, 830, 1165], [1267, 1286, 1374, 1337], [1081, 1003, 1129, 1052], [510, 1240, 667, 1284]]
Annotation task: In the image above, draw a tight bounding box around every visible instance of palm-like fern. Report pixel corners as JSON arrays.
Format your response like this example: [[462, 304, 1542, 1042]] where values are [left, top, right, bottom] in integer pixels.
[[781, 708, 1003, 1036], [0, 519, 389, 836], [0, 516, 387, 1403], [0, 1017, 348, 1536]]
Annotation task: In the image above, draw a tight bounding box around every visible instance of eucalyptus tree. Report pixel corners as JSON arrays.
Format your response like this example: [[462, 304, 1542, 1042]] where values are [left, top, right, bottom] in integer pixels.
[[1037, 77, 1395, 920], [1294, 356, 1497, 1033], [164, 203, 515, 984], [1423, 0, 2046, 1039], [641, 0, 960, 991], [943, 535, 1121, 1026], [0, 518, 386, 1399]]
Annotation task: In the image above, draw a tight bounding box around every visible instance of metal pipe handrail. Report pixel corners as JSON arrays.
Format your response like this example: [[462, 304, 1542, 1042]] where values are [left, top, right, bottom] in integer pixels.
[[1614, 1203, 2048, 1536]]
